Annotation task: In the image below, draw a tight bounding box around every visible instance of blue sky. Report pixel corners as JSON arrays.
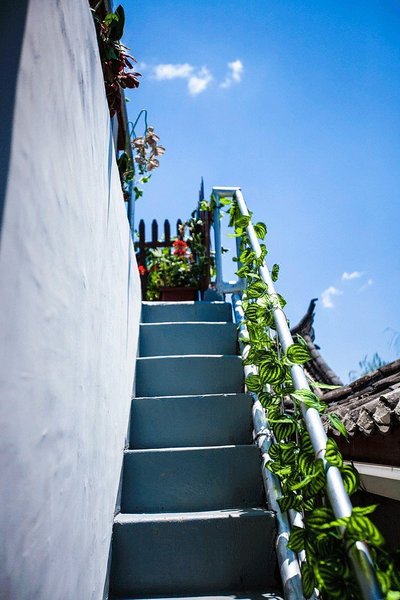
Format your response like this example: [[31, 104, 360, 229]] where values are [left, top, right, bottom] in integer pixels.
[[123, 0, 400, 382]]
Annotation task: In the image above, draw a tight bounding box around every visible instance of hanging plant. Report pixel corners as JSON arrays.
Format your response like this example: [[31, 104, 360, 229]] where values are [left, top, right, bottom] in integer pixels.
[[130, 110, 165, 201], [220, 196, 400, 600], [90, 3, 141, 116]]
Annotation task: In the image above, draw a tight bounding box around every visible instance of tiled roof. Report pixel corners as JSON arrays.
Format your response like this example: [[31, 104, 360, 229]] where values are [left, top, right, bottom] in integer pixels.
[[325, 359, 400, 437], [291, 299, 343, 386]]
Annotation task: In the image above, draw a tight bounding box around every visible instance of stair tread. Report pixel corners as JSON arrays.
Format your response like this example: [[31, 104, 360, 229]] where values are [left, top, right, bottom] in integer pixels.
[[115, 507, 273, 524], [134, 393, 247, 400], [141, 302, 233, 324], [136, 355, 243, 397], [125, 444, 249, 453], [114, 594, 283, 599], [140, 321, 232, 326], [130, 393, 253, 449]]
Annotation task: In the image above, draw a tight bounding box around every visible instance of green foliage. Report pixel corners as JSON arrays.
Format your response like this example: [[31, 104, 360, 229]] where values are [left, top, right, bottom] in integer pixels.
[[221, 196, 400, 599], [145, 213, 211, 300]]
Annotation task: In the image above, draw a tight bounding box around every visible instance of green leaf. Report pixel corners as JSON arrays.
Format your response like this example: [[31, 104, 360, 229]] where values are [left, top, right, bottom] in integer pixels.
[[301, 561, 317, 598], [340, 464, 360, 495], [259, 359, 286, 385], [291, 389, 326, 412], [247, 280, 266, 299], [245, 374, 262, 393], [308, 379, 342, 391], [327, 412, 348, 439], [239, 248, 257, 265], [278, 493, 302, 512], [109, 5, 125, 40], [258, 391, 278, 409], [352, 504, 378, 516], [218, 196, 232, 206], [288, 525, 305, 552], [254, 221, 267, 239], [271, 263, 280, 282], [272, 417, 297, 441], [236, 265, 250, 278], [325, 438, 343, 468], [348, 513, 384, 546], [306, 507, 335, 531], [286, 343, 312, 364]]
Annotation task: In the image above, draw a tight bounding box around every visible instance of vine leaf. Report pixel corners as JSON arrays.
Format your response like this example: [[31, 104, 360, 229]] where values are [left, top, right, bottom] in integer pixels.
[[286, 343, 312, 364], [288, 525, 305, 552], [327, 412, 348, 439], [259, 359, 286, 385], [271, 263, 279, 282], [254, 221, 267, 239], [245, 374, 262, 393], [340, 464, 360, 495], [325, 438, 343, 468], [291, 388, 326, 412], [301, 561, 317, 598]]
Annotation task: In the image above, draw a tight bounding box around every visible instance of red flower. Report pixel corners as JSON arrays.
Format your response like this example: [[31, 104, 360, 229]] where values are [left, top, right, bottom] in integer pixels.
[[172, 239, 188, 256], [138, 265, 146, 276]]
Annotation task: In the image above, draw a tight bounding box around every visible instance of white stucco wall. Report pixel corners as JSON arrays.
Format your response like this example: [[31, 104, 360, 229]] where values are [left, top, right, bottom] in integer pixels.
[[0, 1, 141, 599]]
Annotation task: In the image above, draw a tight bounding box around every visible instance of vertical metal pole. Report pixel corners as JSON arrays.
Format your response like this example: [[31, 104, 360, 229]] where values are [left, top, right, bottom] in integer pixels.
[[127, 181, 135, 240], [213, 194, 224, 292]]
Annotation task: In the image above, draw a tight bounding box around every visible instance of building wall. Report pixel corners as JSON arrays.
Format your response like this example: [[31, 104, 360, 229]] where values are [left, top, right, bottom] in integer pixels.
[[0, 1, 141, 598]]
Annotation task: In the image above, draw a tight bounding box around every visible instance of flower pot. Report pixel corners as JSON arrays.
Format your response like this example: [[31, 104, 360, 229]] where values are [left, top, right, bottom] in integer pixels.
[[159, 287, 198, 301]]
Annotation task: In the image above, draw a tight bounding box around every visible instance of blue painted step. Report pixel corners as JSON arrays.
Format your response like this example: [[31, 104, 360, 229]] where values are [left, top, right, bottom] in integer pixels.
[[114, 595, 283, 600], [109, 509, 277, 598], [130, 393, 253, 449], [139, 321, 238, 356], [136, 355, 243, 397], [141, 301, 233, 323], [121, 445, 264, 513]]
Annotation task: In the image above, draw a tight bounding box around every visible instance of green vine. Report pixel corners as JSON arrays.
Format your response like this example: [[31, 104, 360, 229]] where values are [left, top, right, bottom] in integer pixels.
[[222, 197, 400, 600]]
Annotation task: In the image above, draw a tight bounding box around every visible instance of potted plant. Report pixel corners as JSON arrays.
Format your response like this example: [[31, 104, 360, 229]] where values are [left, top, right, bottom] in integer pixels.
[[145, 238, 201, 301]]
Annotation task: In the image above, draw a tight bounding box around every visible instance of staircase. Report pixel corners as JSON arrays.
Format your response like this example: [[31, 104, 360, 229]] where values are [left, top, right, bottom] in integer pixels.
[[109, 301, 282, 600]]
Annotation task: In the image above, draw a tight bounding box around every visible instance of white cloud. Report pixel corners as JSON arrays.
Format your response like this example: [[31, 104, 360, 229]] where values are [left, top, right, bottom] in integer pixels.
[[153, 63, 194, 80], [360, 278, 373, 292], [342, 271, 363, 281], [220, 59, 244, 88], [321, 286, 343, 308], [187, 67, 212, 95]]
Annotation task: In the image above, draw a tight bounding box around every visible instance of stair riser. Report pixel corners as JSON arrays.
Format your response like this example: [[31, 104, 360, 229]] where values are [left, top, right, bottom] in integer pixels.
[[121, 445, 264, 513], [110, 512, 277, 596], [136, 356, 243, 397], [141, 302, 233, 324], [139, 322, 238, 357], [130, 394, 253, 449]]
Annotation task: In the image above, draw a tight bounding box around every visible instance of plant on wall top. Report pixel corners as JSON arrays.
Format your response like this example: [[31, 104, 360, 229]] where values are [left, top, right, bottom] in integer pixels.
[[90, 3, 141, 116]]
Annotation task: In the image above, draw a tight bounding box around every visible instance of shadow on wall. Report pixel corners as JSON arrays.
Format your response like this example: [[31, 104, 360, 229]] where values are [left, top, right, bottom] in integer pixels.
[[0, 1, 30, 245]]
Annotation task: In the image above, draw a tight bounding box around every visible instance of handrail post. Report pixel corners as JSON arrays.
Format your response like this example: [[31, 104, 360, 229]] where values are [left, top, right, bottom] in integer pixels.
[[212, 194, 225, 292]]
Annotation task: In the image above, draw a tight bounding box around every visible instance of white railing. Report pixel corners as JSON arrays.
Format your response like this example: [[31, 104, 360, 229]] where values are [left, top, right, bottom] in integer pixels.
[[211, 186, 383, 600]]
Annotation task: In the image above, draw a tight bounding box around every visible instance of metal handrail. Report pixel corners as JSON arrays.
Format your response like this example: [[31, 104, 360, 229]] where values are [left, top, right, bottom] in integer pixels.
[[211, 186, 383, 600], [232, 294, 305, 599]]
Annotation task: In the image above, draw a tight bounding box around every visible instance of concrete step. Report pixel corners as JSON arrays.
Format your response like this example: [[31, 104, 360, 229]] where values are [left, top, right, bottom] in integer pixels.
[[109, 509, 278, 598], [121, 445, 264, 513], [139, 322, 238, 357], [130, 393, 253, 449], [141, 301, 233, 324], [136, 355, 243, 397], [112, 594, 283, 599]]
